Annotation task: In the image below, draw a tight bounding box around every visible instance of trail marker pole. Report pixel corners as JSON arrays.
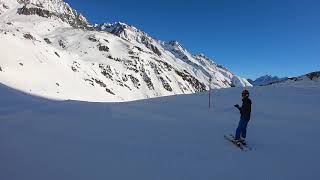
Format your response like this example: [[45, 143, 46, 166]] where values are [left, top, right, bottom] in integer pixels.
[[209, 77, 212, 109]]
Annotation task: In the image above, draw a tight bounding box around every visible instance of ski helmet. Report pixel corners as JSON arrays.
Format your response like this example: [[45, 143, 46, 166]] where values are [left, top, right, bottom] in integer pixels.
[[242, 89, 249, 96]]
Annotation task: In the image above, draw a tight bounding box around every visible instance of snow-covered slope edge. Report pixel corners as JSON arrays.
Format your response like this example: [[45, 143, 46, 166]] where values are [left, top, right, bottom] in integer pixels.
[[0, 0, 251, 102]]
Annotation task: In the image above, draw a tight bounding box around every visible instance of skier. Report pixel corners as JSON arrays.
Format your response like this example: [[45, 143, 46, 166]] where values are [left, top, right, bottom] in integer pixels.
[[234, 89, 252, 145]]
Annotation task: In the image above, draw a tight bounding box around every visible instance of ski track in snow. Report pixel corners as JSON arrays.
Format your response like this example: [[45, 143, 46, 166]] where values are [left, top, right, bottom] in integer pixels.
[[0, 83, 320, 180]]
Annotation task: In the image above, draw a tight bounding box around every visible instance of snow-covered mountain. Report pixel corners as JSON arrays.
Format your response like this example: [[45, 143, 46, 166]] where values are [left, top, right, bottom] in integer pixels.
[[268, 71, 320, 86], [248, 75, 288, 86], [0, 0, 251, 102], [18, 0, 91, 29]]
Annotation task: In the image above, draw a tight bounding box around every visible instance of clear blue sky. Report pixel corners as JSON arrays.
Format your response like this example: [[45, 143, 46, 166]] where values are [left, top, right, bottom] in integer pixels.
[[64, 0, 320, 79]]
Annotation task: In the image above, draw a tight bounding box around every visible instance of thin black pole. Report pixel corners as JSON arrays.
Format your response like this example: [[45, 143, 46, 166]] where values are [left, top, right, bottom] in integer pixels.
[[209, 77, 212, 109]]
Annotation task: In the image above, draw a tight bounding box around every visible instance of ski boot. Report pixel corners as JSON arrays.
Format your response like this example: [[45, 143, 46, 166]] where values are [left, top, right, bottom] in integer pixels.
[[239, 137, 247, 146]]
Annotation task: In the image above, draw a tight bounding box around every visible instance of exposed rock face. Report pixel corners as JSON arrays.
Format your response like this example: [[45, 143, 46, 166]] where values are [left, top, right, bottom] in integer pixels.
[[142, 72, 154, 90], [96, 22, 162, 56], [306, 71, 320, 80], [98, 44, 109, 52], [175, 70, 207, 92], [141, 35, 162, 56], [23, 33, 35, 40], [17, 0, 92, 30], [44, 37, 52, 44]]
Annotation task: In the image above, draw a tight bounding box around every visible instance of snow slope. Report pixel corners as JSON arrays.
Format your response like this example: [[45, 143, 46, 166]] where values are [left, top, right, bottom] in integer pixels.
[[0, 0, 251, 102], [0, 82, 319, 180]]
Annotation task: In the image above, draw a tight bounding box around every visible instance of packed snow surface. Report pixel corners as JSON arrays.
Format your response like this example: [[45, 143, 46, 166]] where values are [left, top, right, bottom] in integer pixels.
[[1, 82, 319, 180]]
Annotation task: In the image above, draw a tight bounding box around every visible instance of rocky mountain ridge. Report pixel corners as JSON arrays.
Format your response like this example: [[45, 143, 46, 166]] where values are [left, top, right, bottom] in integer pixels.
[[0, 0, 251, 102]]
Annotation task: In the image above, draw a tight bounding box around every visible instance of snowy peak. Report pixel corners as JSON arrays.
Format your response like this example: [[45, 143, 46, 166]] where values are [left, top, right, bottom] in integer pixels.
[[18, 0, 72, 15], [163, 40, 216, 73], [249, 75, 288, 86], [165, 40, 186, 52], [165, 40, 194, 60], [17, 0, 91, 29], [95, 22, 129, 38], [96, 22, 150, 43], [194, 53, 216, 65], [163, 40, 191, 61], [195, 53, 211, 61], [167, 40, 183, 48], [96, 22, 163, 56]]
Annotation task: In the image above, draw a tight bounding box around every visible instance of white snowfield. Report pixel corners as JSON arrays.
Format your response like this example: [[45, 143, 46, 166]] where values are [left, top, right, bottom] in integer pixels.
[[0, 0, 251, 102], [0, 82, 319, 180]]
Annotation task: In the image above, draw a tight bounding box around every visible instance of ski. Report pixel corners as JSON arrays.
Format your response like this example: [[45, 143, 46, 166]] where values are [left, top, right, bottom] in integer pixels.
[[227, 134, 252, 151], [228, 134, 252, 151], [224, 134, 244, 151]]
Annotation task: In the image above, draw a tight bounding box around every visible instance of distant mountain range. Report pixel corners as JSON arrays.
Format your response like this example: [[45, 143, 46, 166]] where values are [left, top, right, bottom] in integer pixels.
[[268, 71, 320, 86], [249, 71, 320, 86], [248, 75, 288, 86], [0, 0, 251, 102]]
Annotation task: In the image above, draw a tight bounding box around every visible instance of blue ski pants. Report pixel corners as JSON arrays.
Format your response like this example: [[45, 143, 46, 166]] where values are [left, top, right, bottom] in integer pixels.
[[235, 117, 249, 140]]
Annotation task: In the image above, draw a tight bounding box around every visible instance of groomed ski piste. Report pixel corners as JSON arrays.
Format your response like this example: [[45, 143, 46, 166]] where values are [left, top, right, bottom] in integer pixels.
[[1, 81, 320, 180]]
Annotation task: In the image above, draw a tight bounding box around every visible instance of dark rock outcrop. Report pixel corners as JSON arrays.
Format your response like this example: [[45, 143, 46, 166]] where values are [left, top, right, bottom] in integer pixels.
[[23, 33, 35, 40], [17, 2, 92, 30], [128, 75, 140, 89], [159, 77, 172, 92], [142, 72, 154, 90], [98, 44, 109, 52], [175, 70, 206, 92], [306, 71, 320, 80], [44, 38, 52, 44]]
